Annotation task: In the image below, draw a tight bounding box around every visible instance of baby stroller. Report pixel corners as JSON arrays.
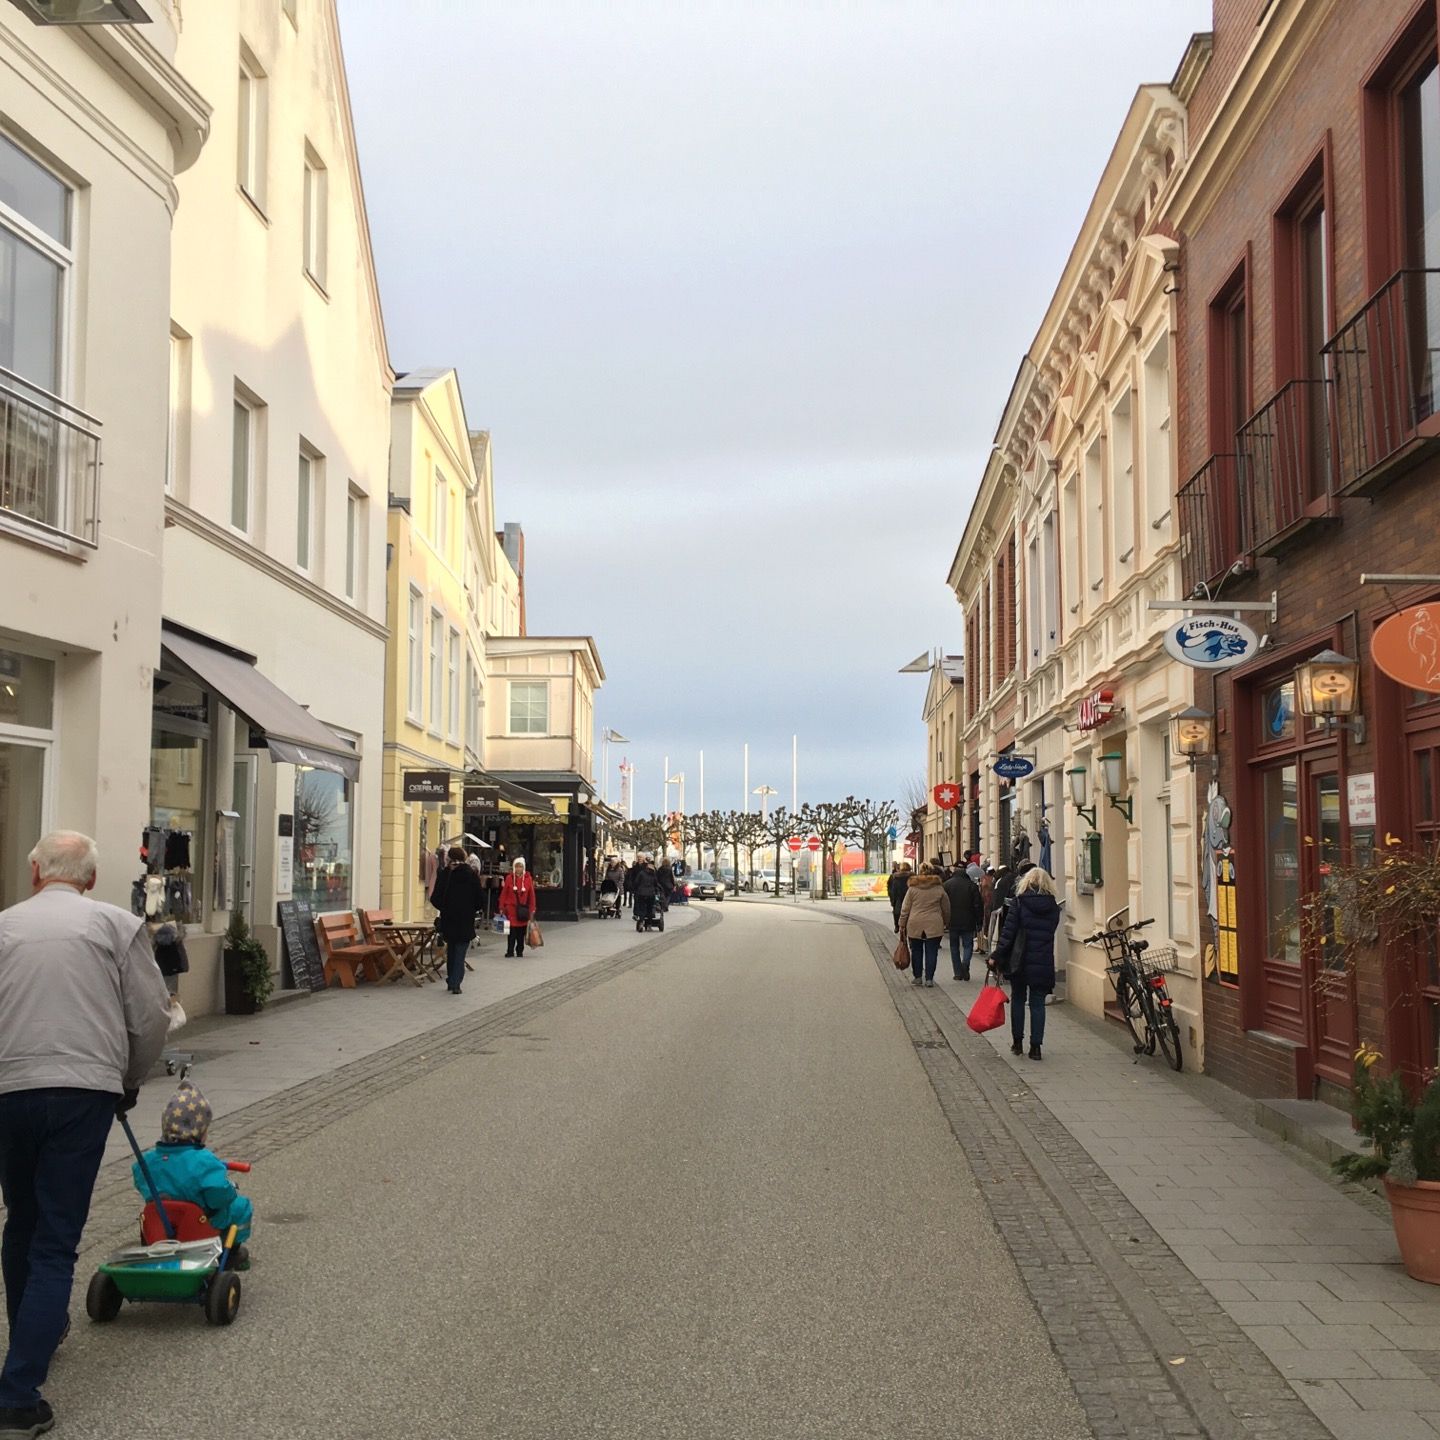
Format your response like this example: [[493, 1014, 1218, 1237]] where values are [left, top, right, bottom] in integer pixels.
[[597, 883, 620, 919]]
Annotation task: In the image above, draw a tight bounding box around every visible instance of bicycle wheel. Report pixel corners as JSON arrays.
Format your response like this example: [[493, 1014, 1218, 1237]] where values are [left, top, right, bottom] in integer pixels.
[[1152, 990, 1183, 1071], [1115, 973, 1150, 1054]]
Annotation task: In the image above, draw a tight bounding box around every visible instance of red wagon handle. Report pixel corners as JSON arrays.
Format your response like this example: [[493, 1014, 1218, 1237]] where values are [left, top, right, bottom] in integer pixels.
[[224, 1161, 251, 1173]]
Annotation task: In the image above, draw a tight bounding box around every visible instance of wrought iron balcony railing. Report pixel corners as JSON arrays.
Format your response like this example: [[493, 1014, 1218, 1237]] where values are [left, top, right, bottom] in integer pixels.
[[1324, 267, 1440, 491], [0, 366, 101, 549], [1175, 453, 1243, 597], [1236, 377, 1336, 554]]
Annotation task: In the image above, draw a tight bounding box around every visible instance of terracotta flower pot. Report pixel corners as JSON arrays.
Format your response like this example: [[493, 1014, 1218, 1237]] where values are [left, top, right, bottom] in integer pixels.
[[1384, 1177, 1440, 1284]]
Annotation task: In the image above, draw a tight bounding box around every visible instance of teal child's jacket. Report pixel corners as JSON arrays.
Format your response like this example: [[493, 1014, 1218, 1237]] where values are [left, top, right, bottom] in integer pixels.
[[133, 1141, 253, 1243]]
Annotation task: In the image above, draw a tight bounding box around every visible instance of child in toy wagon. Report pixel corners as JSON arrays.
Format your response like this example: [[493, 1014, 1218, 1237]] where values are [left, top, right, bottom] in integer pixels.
[[132, 1081, 253, 1267]]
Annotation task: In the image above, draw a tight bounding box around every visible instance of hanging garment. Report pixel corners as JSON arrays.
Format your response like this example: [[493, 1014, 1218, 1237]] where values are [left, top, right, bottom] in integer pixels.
[[164, 831, 192, 870]]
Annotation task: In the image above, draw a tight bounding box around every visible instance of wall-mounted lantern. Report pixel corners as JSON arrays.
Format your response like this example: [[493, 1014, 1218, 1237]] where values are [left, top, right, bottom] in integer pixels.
[[1168, 707, 1216, 771], [1295, 649, 1365, 743], [1066, 765, 1097, 829], [1098, 753, 1133, 823]]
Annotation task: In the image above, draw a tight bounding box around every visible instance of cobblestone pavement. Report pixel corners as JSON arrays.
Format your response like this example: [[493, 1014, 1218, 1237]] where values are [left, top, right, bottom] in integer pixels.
[[845, 904, 1440, 1439]]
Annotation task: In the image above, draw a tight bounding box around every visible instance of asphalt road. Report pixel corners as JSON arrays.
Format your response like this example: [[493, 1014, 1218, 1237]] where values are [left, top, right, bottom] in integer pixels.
[[52, 902, 1091, 1440]]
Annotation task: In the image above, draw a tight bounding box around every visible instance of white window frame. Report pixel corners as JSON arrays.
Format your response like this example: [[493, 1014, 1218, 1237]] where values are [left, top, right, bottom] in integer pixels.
[[429, 608, 444, 732], [508, 679, 549, 736], [0, 132, 73, 401], [296, 446, 317, 572], [406, 587, 424, 721], [1109, 387, 1135, 572], [446, 628, 461, 741], [231, 393, 254, 535], [302, 145, 328, 290], [345, 486, 361, 601], [1142, 335, 1173, 547], [165, 328, 191, 497], [237, 46, 268, 210]]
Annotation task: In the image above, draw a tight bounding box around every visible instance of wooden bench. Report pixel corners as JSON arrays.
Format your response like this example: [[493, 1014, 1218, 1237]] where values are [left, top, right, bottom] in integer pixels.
[[315, 912, 391, 988]]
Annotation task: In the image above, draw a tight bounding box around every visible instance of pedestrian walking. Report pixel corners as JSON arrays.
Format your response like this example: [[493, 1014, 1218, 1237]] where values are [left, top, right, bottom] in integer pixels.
[[431, 846, 484, 993], [655, 858, 675, 912], [499, 857, 537, 958], [942, 862, 983, 981], [0, 831, 171, 1437], [978, 862, 997, 941], [623, 860, 636, 911], [898, 860, 950, 988], [992, 865, 1060, 1061], [964, 851, 983, 882], [886, 862, 911, 934], [631, 854, 659, 927]]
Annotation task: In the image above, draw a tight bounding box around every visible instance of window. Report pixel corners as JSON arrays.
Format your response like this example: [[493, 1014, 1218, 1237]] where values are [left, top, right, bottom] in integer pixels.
[[1026, 533, 1041, 661], [1262, 764, 1301, 966], [1209, 261, 1250, 449], [302, 147, 327, 288], [1083, 436, 1104, 599], [429, 610, 444, 730], [231, 396, 253, 532], [345, 486, 362, 601], [432, 469, 448, 560], [509, 679, 548, 735], [1042, 511, 1060, 652], [406, 588, 423, 719], [1110, 389, 1134, 572], [166, 329, 191, 497], [464, 652, 481, 756], [446, 628, 460, 740], [1061, 473, 1080, 615], [1142, 339, 1171, 542], [237, 47, 267, 208], [0, 133, 71, 394], [296, 448, 317, 571], [293, 767, 354, 914]]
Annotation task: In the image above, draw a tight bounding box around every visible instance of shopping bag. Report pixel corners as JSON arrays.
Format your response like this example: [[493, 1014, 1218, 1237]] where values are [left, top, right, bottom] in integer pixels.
[[892, 938, 910, 970], [491, 914, 507, 934], [966, 976, 1008, 1034], [526, 920, 544, 949]]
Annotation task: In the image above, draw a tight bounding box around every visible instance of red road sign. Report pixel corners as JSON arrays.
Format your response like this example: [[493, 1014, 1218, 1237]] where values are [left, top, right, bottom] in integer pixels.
[[786, 837, 803, 853], [805, 836, 822, 852]]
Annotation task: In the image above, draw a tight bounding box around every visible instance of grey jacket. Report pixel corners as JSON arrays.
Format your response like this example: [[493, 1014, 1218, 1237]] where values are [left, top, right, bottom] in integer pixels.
[[0, 885, 172, 1096]]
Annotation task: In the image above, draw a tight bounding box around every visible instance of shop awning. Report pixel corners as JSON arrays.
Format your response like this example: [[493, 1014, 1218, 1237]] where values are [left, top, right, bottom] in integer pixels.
[[161, 626, 360, 782], [463, 769, 557, 817]]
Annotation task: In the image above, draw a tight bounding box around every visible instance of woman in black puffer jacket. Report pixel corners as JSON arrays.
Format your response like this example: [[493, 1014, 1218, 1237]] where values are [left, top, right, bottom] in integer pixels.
[[993, 865, 1060, 1061]]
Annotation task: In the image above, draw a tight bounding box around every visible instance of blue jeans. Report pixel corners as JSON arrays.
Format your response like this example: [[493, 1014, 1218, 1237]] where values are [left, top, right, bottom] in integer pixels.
[[949, 931, 975, 979], [446, 938, 469, 990], [0, 1088, 115, 1407], [909, 935, 940, 982], [1010, 978, 1047, 1047]]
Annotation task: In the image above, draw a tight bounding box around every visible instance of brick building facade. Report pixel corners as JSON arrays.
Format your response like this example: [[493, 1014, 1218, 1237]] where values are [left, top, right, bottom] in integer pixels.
[[1166, 0, 1440, 1099]]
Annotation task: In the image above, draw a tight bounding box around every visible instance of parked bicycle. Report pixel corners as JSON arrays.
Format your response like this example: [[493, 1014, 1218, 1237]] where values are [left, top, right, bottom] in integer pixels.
[[1085, 908, 1183, 1072]]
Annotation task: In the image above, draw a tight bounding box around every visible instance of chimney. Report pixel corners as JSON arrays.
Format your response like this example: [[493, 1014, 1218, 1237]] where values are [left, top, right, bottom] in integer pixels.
[[499, 522, 526, 636]]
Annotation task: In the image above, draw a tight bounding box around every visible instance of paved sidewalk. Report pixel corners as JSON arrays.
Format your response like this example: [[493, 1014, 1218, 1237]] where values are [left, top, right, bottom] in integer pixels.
[[110, 906, 701, 1167], [847, 904, 1440, 1440]]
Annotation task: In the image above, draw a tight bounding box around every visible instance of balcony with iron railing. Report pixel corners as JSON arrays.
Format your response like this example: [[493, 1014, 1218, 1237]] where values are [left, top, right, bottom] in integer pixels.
[[1175, 452, 1244, 597], [1324, 267, 1440, 493], [0, 366, 101, 551], [1236, 377, 1339, 556]]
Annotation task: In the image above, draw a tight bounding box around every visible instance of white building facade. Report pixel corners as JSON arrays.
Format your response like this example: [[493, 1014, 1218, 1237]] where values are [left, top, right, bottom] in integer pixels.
[[155, 0, 392, 1009], [0, 5, 206, 912]]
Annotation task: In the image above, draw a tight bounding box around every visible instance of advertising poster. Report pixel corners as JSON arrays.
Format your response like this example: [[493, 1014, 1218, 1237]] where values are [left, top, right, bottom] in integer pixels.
[[842, 872, 889, 899]]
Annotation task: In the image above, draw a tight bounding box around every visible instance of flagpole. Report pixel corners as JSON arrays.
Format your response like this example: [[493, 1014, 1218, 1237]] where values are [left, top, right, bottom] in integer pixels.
[[743, 743, 749, 812], [791, 734, 797, 814]]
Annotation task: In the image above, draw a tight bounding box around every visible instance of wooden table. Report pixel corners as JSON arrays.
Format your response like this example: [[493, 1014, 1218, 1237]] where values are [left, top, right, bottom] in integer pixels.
[[373, 923, 439, 986]]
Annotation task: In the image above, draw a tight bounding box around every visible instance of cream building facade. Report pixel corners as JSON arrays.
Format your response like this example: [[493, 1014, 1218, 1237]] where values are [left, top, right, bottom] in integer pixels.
[[949, 84, 1208, 1058], [155, 0, 392, 1010], [919, 656, 964, 864], [0, 6, 206, 911]]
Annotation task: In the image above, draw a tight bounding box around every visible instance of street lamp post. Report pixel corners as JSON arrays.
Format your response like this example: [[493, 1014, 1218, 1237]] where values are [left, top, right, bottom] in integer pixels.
[[601, 728, 629, 805]]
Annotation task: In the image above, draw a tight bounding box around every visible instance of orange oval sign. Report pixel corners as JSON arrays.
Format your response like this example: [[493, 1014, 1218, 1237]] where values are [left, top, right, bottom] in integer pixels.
[[1373, 605, 1440, 694]]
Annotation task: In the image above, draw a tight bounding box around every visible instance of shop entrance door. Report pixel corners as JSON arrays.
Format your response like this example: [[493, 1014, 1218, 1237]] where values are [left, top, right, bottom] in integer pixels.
[[1301, 759, 1358, 1088], [232, 756, 258, 926], [0, 738, 49, 911]]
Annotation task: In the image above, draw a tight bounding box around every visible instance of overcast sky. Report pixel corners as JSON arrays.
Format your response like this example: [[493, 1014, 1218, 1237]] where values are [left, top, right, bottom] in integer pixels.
[[341, 0, 1211, 819]]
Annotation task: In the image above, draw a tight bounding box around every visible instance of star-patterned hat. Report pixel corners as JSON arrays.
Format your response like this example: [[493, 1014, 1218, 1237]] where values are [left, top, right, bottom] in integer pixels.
[[160, 1080, 212, 1144]]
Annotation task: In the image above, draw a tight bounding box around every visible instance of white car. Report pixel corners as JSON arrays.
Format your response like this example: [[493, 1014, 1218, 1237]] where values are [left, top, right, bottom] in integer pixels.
[[757, 874, 796, 894]]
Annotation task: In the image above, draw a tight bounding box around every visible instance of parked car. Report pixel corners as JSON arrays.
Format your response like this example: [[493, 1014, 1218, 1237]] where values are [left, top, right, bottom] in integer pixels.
[[757, 873, 795, 894], [717, 868, 750, 893], [682, 870, 726, 900]]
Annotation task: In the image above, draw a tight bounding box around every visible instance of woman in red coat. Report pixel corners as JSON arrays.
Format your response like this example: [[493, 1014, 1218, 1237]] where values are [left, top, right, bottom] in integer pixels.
[[498, 856, 537, 957]]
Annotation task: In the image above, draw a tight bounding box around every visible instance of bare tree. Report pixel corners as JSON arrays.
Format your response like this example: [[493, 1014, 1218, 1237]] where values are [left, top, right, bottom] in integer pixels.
[[716, 810, 766, 890], [797, 798, 863, 897], [756, 806, 799, 894], [613, 815, 666, 857], [901, 772, 928, 822], [845, 798, 901, 873]]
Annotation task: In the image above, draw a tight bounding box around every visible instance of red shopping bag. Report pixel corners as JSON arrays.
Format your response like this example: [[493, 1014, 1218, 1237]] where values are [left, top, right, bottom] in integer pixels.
[[966, 976, 1008, 1034]]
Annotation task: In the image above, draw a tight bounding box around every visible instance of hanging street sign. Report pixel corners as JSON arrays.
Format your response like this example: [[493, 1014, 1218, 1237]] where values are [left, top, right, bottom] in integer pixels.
[[887, 825, 899, 841], [1372, 604, 1440, 694], [1077, 688, 1117, 730], [932, 783, 960, 810], [993, 754, 1036, 780], [1162, 614, 1261, 670]]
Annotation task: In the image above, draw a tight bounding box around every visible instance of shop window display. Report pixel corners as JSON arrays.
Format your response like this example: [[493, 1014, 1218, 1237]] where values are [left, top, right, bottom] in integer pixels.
[[1262, 763, 1300, 965], [294, 768, 353, 912], [531, 824, 565, 890]]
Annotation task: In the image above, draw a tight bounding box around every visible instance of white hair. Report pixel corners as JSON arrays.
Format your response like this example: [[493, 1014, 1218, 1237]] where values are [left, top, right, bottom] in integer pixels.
[[30, 830, 99, 887], [1018, 865, 1055, 897], [512, 857, 526, 871]]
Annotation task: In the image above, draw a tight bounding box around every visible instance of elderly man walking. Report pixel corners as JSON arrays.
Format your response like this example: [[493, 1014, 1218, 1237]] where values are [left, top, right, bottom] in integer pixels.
[[0, 832, 171, 1438]]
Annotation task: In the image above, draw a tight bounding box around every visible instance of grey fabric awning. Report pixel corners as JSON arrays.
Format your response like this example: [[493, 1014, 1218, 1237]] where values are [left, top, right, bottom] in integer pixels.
[[161, 627, 360, 781]]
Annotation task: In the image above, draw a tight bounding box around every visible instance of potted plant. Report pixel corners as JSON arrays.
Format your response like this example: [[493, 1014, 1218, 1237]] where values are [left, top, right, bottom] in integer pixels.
[[222, 909, 273, 1015]]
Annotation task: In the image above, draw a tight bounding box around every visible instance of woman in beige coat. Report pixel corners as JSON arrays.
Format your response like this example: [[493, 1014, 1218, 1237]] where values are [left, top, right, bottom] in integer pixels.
[[899, 861, 951, 987]]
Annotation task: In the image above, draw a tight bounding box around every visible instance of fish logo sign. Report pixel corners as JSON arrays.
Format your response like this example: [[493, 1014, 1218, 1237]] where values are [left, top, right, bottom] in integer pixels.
[[1162, 615, 1260, 670]]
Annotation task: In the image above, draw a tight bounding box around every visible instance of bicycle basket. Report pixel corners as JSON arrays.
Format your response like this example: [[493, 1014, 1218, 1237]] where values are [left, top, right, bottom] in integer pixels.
[[1135, 946, 1179, 977]]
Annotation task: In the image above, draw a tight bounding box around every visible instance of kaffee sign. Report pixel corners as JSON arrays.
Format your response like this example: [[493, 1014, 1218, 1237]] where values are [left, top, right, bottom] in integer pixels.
[[1077, 688, 1116, 731]]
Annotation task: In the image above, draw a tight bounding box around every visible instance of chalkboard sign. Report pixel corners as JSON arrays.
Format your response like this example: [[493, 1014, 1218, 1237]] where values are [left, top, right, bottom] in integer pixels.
[[277, 900, 326, 992]]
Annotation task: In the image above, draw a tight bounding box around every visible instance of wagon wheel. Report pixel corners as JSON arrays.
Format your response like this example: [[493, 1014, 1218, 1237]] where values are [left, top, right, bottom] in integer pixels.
[[86, 1271, 123, 1323], [204, 1271, 242, 1326]]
